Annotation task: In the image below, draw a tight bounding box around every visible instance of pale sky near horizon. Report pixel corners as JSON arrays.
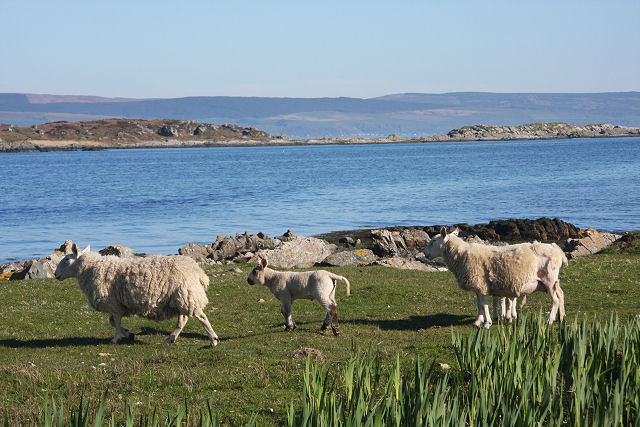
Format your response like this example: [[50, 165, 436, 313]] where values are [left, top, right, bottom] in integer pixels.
[[1, 0, 639, 99]]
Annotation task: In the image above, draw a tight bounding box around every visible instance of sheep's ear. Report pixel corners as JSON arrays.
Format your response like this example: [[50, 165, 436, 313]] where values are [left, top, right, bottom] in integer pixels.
[[440, 227, 447, 237], [82, 245, 91, 254], [452, 228, 459, 236], [72, 243, 79, 256], [260, 258, 268, 269]]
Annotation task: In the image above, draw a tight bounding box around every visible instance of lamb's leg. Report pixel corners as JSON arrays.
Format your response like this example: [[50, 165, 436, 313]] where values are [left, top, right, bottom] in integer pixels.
[[479, 295, 492, 329], [109, 314, 131, 344], [166, 314, 189, 343], [281, 300, 296, 331], [194, 310, 220, 347], [330, 303, 341, 336], [474, 295, 485, 327]]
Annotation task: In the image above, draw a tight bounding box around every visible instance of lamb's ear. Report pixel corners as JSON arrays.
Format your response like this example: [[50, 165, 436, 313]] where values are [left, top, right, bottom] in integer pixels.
[[260, 258, 268, 269], [451, 228, 459, 237], [82, 245, 91, 254], [440, 227, 447, 237]]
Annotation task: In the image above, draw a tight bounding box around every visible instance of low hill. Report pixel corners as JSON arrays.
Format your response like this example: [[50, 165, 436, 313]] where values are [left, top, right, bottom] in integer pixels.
[[1, 91, 639, 138]]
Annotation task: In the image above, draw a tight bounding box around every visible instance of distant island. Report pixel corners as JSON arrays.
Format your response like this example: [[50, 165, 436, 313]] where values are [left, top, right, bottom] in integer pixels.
[[0, 119, 639, 152]]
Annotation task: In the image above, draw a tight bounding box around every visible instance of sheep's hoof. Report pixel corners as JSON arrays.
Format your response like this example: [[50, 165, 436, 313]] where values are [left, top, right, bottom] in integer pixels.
[[127, 333, 135, 342], [165, 335, 176, 344], [483, 322, 492, 329], [320, 323, 330, 332], [331, 327, 341, 336], [285, 324, 296, 332], [110, 337, 121, 344]]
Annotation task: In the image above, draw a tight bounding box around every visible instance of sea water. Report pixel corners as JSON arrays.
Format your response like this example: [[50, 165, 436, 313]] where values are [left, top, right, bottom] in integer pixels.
[[1, 137, 638, 262]]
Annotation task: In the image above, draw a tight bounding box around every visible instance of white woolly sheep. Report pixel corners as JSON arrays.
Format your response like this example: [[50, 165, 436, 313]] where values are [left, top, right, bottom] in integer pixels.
[[247, 258, 350, 335], [55, 244, 220, 346], [424, 228, 567, 328]]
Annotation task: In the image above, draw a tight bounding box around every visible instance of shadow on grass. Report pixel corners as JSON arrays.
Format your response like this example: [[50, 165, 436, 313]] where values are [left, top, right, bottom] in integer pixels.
[[344, 313, 474, 331], [0, 336, 114, 348]]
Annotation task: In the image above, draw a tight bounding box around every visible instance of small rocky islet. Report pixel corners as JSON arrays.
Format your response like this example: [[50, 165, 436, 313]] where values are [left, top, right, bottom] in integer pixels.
[[1, 218, 629, 281], [1, 119, 639, 152]]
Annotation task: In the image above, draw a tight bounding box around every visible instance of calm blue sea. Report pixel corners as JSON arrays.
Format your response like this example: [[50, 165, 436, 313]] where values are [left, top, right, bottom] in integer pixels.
[[1, 137, 639, 263]]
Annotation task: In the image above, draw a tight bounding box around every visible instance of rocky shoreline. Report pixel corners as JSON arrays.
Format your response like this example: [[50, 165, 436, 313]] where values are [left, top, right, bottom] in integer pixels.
[[1, 218, 630, 281], [1, 120, 639, 152]]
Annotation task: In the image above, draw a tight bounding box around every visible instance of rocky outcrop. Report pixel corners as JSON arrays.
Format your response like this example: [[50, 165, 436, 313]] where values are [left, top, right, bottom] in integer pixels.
[[98, 245, 135, 257], [430, 123, 640, 142], [255, 236, 336, 269], [562, 229, 622, 259], [323, 249, 376, 267]]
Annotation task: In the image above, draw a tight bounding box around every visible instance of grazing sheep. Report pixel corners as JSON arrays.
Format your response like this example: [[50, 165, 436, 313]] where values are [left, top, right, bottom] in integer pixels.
[[424, 228, 567, 328], [55, 244, 219, 346], [247, 258, 350, 335]]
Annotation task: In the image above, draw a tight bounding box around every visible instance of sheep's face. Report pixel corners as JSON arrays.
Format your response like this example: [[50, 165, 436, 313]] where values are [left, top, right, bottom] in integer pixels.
[[424, 228, 458, 259], [247, 258, 268, 286], [54, 244, 90, 280], [424, 234, 446, 259]]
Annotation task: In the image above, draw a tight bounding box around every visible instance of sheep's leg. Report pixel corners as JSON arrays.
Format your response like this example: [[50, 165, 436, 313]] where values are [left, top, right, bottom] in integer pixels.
[[479, 295, 492, 329], [166, 314, 189, 343], [281, 301, 296, 331], [109, 314, 131, 344], [510, 298, 518, 321], [556, 282, 566, 321], [547, 285, 560, 325], [474, 295, 485, 327], [109, 315, 134, 341], [492, 297, 500, 321], [194, 310, 220, 347], [321, 311, 332, 332]]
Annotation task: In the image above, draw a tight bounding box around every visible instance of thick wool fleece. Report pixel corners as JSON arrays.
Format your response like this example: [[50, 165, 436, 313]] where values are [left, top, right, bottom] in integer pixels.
[[442, 234, 540, 296], [76, 253, 209, 320]]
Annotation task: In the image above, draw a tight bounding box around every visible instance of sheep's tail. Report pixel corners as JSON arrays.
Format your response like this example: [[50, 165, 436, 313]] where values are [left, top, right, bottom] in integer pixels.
[[327, 272, 351, 296], [199, 269, 210, 290], [552, 243, 569, 267]]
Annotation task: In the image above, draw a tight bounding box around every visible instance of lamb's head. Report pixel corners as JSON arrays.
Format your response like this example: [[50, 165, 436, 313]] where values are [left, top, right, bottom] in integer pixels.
[[54, 244, 91, 280], [247, 258, 268, 285], [424, 227, 458, 259]]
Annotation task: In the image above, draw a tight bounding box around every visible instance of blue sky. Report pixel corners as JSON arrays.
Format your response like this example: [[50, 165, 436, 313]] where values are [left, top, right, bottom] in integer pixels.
[[1, 0, 639, 98]]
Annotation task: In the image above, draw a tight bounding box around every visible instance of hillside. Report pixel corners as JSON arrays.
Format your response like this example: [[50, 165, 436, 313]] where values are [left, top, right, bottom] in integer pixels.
[[1, 91, 639, 138]]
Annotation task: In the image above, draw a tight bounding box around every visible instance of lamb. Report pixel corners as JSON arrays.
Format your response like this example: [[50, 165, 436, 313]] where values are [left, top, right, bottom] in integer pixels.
[[424, 228, 567, 328], [247, 258, 350, 335], [54, 244, 220, 346]]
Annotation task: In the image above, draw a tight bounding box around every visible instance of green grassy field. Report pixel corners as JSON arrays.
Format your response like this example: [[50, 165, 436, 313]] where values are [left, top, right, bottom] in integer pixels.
[[1, 246, 639, 425]]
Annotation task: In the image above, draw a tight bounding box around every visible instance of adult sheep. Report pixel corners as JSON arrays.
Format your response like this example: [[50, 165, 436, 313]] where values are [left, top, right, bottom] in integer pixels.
[[424, 228, 567, 328], [55, 244, 220, 346], [493, 241, 568, 323]]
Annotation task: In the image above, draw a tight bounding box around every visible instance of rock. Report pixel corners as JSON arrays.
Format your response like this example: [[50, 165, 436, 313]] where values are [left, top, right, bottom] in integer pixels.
[[256, 236, 334, 268], [277, 229, 297, 242], [99, 245, 135, 257], [10, 260, 53, 280], [158, 125, 179, 137], [179, 242, 213, 262], [400, 228, 430, 248], [563, 229, 622, 258], [323, 249, 376, 266], [371, 257, 444, 272], [231, 267, 243, 273], [370, 229, 403, 257]]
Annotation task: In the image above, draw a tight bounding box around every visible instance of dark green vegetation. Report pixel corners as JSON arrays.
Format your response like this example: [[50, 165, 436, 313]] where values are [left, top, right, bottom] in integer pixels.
[[1, 247, 639, 425], [293, 315, 640, 425]]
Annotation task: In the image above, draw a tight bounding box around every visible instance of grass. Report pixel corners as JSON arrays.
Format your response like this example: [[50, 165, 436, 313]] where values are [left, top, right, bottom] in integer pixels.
[[0, 248, 639, 425]]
